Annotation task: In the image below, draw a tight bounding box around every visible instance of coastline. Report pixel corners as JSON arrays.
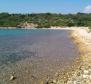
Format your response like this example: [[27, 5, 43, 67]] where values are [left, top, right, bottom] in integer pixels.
[[0, 26, 89, 30], [46, 27, 91, 84], [0, 27, 91, 84], [67, 28, 91, 84], [0, 28, 80, 84]]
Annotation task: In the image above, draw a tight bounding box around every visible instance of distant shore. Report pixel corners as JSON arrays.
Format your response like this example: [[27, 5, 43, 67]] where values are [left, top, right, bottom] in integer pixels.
[[0, 26, 89, 30]]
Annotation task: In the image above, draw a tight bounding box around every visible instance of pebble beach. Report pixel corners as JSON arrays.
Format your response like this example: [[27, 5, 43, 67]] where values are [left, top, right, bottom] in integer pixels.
[[46, 27, 91, 84]]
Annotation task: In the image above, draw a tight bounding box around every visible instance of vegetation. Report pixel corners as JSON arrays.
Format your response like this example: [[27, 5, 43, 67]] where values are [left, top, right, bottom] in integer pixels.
[[0, 12, 91, 28]]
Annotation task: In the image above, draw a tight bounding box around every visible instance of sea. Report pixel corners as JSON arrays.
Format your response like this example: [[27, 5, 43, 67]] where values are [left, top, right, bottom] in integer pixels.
[[0, 29, 79, 84]]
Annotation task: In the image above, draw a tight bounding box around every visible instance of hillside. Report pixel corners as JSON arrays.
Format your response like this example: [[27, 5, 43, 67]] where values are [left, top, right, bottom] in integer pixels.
[[0, 13, 91, 28]]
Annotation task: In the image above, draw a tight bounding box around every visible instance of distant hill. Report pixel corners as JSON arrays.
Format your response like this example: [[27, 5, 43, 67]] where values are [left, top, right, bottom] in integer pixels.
[[0, 12, 91, 28]]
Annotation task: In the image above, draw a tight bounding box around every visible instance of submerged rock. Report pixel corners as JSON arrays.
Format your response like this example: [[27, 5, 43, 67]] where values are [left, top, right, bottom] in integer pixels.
[[9, 75, 16, 81]]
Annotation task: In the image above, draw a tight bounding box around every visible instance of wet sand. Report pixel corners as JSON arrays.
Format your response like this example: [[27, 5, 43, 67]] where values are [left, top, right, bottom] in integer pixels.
[[0, 29, 80, 84]]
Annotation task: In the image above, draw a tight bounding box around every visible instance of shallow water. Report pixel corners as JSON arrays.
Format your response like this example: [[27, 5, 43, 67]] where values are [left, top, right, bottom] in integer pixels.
[[0, 29, 79, 84]]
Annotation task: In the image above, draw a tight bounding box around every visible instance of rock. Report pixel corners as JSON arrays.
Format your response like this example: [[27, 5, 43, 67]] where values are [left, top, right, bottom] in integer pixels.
[[82, 74, 88, 79], [45, 79, 57, 84], [52, 79, 56, 83], [26, 70, 29, 73], [83, 70, 89, 75], [18, 22, 38, 28], [89, 75, 91, 79], [10, 75, 16, 81]]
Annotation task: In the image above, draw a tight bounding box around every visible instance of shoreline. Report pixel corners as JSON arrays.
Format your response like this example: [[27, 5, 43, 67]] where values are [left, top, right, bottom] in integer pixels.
[[46, 27, 91, 84], [0, 26, 89, 30], [0, 28, 80, 84], [67, 28, 91, 84], [0, 27, 91, 84]]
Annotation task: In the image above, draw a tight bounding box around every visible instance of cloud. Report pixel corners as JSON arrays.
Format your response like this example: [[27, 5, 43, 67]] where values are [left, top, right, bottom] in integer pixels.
[[83, 5, 91, 13]]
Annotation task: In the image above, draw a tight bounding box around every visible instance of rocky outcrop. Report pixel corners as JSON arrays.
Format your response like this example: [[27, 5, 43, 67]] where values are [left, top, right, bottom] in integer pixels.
[[18, 22, 38, 28]]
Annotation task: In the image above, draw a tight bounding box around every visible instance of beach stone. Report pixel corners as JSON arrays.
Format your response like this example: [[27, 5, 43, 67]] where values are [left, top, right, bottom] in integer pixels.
[[83, 70, 89, 75], [89, 75, 91, 79], [10, 75, 16, 81], [40, 81, 44, 84], [74, 80, 80, 84], [82, 74, 88, 79]]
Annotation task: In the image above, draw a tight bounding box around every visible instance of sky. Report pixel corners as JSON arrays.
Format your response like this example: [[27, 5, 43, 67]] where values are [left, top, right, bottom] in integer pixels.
[[0, 0, 91, 14]]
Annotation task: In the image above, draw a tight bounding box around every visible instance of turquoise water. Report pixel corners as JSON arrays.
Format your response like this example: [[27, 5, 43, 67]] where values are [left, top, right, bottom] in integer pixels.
[[0, 29, 65, 65], [0, 29, 79, 84]]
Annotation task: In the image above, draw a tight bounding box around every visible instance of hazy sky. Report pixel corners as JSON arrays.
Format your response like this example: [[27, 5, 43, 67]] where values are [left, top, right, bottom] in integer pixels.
[[0, 0, 91, 13]]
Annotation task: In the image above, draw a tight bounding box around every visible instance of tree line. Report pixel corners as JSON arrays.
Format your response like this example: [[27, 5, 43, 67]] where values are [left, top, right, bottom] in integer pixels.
[[0, 12, 91, 28]]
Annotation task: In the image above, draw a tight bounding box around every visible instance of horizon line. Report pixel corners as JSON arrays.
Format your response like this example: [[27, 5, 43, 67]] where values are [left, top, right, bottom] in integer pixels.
[[0, 12, 90, 14]]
